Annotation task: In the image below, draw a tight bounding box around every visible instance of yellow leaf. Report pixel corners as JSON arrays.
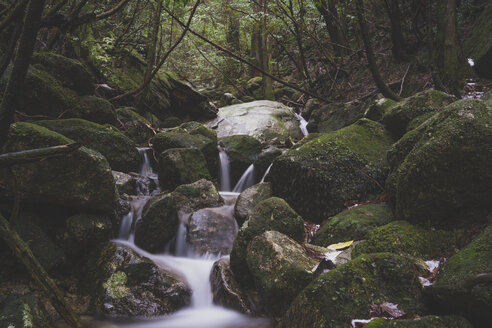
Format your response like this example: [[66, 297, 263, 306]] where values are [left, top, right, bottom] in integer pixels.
[[328, 240, 354, 250]]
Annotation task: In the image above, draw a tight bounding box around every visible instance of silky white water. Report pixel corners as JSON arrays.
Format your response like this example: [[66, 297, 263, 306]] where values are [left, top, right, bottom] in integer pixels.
[[218, 147, 231, 191], [233, 164, 256, 192], [295, 112, 309, 136], [110, 149, 270, 328]]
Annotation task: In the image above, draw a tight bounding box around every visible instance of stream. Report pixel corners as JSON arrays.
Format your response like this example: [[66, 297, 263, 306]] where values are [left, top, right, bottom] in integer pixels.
[[112, 148, 269, 328]]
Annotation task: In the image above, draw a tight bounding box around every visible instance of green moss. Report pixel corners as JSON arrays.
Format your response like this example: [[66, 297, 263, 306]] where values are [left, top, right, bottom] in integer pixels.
[[382, 89, 456, 138], [63, 95, 117, 125], [312, 204, 394, 246], [364, 97, 398, 122], [284, 253, 427, 328], [352, 221, 457, 258], [158, 148, 211, 190], [174, 185, 201, 198], [36, 118, 140, 172], [230, 197, 306, 287], [103, 271, 130, 299], [268, 119, 393, 222]]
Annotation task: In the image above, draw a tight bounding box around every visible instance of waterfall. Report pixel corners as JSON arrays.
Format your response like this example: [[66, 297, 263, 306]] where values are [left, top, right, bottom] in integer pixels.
[[232, 164, 256, 193], [295, 112, 309, 136], [218, 148, 231, 191], [260, 163, 273, 182], [112, 149, 268, 328], [137, 147, 154, 177]]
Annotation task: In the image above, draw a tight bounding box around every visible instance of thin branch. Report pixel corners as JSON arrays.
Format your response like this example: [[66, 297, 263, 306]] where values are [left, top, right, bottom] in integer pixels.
[[399, 64, 412, 96], [110, 0, 201, 102]]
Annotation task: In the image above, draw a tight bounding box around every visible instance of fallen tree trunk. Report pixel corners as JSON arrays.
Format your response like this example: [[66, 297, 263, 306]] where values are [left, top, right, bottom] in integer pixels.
[[0, 212, 81, 327], [0, 142, 81, 168]]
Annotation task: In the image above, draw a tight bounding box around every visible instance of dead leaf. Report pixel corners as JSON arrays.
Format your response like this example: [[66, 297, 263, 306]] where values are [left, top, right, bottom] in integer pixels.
[[362, 211, 374, 217], [327, 240, 354, 250]]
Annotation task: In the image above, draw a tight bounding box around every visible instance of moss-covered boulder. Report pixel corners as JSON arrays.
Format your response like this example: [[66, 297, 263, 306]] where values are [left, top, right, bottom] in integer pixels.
[[219, 135, 263, 184], [187, 207, 238, 255], [112, 171, 137, 195], [364, 315, 473, 328], [247, 231, 318, 316], [0, 294, 50, 328], [209, 100, 303, 145], [89, 243, 191, 317], [0, 65, 78, 117], [389, 99, 492, 227], [312, 204, 394, 247], [170, 179, 224, 216], [352, 221, 456, 259], [254, 147, 282, 177], [234, 182, 272, 226], [284, 253, 427, 328], [152, 123, 218, 177], [62, 213, 113, 257], [382, 90, 456, 138], [230, 197, 306, 286], [31, 52, 94, 95], [63, 95, 117, 125], [210, 257, 257, 315], [158, 148, 211, 190], [116, 107, 154, 144], [427, 225, 492, 327], [134, 193, 178, 253], [268, 119, 394, 222], [363, 97, 398, 122], [307, 102, 363, 133], [36, 118, 140, 172], [0, 122, 118, 212], [463, 3, 492, 78]]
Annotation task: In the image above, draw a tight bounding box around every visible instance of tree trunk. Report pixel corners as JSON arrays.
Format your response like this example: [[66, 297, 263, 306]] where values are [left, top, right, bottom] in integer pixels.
[[0, 0, 46, 148], [436, 0, 462, 97], [355, 0, 401, 101], [0, 211, 81, 327], [223, 0, 241, 83], [315, 0, 345, 58], [384, 0, 406, 60]]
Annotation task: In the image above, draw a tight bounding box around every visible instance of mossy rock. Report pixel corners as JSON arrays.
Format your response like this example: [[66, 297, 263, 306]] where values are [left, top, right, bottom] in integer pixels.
[[134, 193, 178, 253], [88, 243, 191, 317], [463, 3, 492, 78], [364, 315, 473, 328], [161, 116, 183, 128], [63, 213, 113, 257], [284, 253, 427, 328], [62, 95, 117, 125], [31, 52, 94, 95], [254, 147, 282, 177], [268, 119, 394, 223], [0, 65, 78, 117], [219, 134, 263, 185], [152, 123, 218, 178], [390, 99, 492, 227], [230, 197, 306, 287], [427, 225, 492, 327], [247, 231, 318, 316], [234, 182, 272, 226], [0, 294, 50, 328], [158, 148, 212, 190], [363, 97, 398, 122], [312, 204, 394, 247], [116, 107, 154, 144], [171, 179, 223, 216], [210, 100, 303, 145], [176, 121, 218, 142], [352, 221, 457, 259], [382, 89, 456, 138], [0, 122, 118, 212], [307, 102, 364, 133], [36, 118, 140, 172]]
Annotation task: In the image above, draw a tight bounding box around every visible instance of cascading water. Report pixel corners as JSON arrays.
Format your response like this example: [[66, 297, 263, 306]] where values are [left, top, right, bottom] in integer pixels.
[[295, 112, 309, 136], [232, 164, 256, 192], [261, 163, 273, 182], [218, 147, 231, 191], [110, 148, 269, 328]]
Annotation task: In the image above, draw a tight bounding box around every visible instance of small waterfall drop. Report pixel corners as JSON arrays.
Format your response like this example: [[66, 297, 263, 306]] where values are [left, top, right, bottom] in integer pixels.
[[295, 112, 309, 136], [232, 164, 256, 193], [218, 147, 231, 191], [261, 163, 273, 182]]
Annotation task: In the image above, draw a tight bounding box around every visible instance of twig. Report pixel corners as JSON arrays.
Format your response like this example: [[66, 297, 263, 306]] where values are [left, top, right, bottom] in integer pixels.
[[399, 64, 412, 96]]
